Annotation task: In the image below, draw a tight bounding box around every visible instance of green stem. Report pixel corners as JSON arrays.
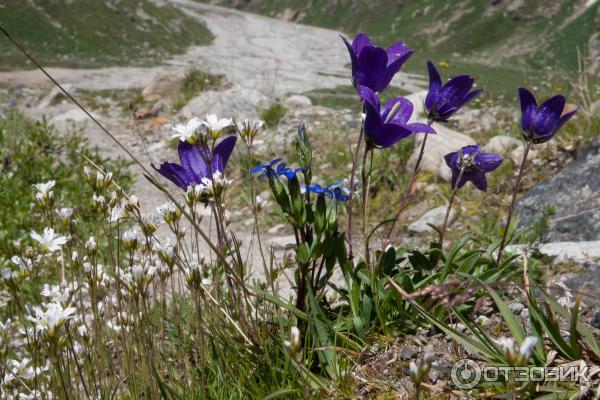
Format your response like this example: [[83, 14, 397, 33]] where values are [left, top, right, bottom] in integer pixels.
[[497, 141, 532, 264]]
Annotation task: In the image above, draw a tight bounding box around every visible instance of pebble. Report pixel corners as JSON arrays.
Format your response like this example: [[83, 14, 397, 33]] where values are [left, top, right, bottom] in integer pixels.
[[591, 309, 600, 329], [508, 302, 525, 314]]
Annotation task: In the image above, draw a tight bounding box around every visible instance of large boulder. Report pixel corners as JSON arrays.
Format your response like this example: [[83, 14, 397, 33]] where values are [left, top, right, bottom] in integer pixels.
[[403, 90, 476, 173], [141, 72, 184, 102], [182, 87, 269, 121], [516, 135, 600, 241]]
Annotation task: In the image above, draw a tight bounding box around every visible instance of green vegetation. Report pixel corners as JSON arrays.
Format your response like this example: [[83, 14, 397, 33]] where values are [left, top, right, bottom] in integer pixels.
[[307, 84, 411, 109], [0, 0, 213, 69], [174, 68, 222, 109], [0, 111, 132, 249], [261, 103, 287, 126]]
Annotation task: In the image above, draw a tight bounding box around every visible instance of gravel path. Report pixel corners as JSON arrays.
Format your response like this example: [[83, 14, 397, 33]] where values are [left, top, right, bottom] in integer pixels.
[[0, 0, 425, 95]]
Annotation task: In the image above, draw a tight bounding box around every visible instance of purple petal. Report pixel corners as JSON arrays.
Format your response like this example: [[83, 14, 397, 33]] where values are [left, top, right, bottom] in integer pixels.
[[439, 76, 474, 108], [358, 85, 382, 138], [381, 97, 413, 124], [380, 42, 413, 89], [451, 169, 468, 190], [386, 42, 412, 66], [212, 135, 237, 173], [450, 89, 482, 111], [466, 170, 488, 191], [425, 61, 442, 111], [556, 108, 578, 131], [153, 162, 190, 189], [373, 122, 413, 148], [444, 152, 458, 168], [406, 122, 436, 134], [178, 142, 209, 182], [475, 153, 503, 172], [356, 46, 388, 92], [352, 32, 373, 55], [341, 35, 359, 82], [518, 87, 537, 114], [461, 144, 481, 157], [533, 95, 565, 137]]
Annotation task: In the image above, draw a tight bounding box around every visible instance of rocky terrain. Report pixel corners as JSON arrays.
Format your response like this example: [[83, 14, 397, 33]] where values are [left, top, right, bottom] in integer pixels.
[[1, 0, 599, 293]]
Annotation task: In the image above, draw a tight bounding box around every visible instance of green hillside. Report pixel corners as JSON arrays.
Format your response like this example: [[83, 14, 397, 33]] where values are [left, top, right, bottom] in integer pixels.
[[201, 0, 600, 97], [0, 0, 212, 70]]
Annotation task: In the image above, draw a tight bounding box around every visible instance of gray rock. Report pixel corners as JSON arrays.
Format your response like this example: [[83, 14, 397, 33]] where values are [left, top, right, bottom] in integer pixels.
[[408, 205, 454, 234], [437, 161, 452, 181], [267, 235, 296, 251], [400, 345, 418, 359], [591, 309, 600, 329], [562, 268, 600, 306], [403, 90, 476, 173], [141, 72, 183, 102], [484, 135, 522, 154], [39, 84, 79, 108], [185, 87, 269, 121], [508, 302, 525, 314], [407, 125, 476, 173], [476, 315, 492, 328], [516, 135, 600, 241], [284, 95, 312, 108]]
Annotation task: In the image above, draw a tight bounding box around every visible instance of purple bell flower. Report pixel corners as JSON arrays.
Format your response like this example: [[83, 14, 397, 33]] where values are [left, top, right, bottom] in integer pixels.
[[358, 85, 435, 148], [342, 32, 413, 93], [153, 136, 237, 190], [444, 145, 503, 192], [518, 87, 577, 144], [424, 61, 482, 123]]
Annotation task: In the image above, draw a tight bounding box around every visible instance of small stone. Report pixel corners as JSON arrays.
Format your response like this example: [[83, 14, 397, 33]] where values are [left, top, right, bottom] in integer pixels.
[[508, 302, 525, 314], [591, 309, 600, 329], [400, 345, 418, 359], [141, 72, 183, 102], [267, 224, 285, 234], [475, 315, 492, 328], [268, 235, 296, 251], [483, 135, 522, 154], [520, 308, 530, 320], [284, 95, 312, 108], [408, 205, 454, 234], [437, 161, 452, 181]]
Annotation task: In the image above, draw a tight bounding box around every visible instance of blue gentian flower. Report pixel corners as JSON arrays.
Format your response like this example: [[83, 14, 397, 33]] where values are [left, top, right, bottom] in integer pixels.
[[249, 158, 281, 175], [250, 159, 303, 179], [342, 32, 413, 93], [358, 85, 435, 148], [444, 145, 503, 191], [275, 163, 304, 179], [424, 61, 482, 122], [518, 87, 577, 144], [153, 136, 237, 190], [305, 182, 350, 201]]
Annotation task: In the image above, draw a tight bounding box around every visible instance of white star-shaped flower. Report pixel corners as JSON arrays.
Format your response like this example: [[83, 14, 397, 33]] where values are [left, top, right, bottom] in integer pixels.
[[32, 180, 55, 195], [27, 302, 76, 334], [203, 114, 233, 134], [30, 227, 67, 253], [170, 117, 203, 142]]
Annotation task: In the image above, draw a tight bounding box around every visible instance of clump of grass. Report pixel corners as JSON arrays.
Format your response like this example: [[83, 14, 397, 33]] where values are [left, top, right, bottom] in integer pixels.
[[261, 103, 287, 127], [173, 68, 222, 109]]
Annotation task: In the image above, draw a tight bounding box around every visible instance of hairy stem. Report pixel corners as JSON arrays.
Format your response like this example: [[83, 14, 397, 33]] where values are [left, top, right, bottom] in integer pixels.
[[439, 167, 465, 246], [346, 121, 364, 259], [497, 141, 532, 263]]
